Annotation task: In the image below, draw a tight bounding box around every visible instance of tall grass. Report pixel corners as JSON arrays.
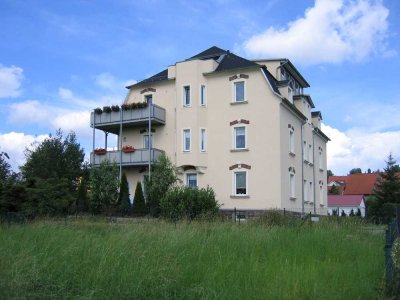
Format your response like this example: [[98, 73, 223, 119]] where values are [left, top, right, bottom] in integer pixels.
[[0, 218, 384, 299]]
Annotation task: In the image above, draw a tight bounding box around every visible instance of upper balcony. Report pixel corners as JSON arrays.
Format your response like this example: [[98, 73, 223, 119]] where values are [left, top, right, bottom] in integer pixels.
[[90, 104, 166, 134], [90, 148, 163, 167]]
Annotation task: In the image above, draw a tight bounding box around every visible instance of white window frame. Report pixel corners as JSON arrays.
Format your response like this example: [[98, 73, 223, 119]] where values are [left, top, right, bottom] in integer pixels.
[[233, 170, 248, 196], [308, 144, 313, 164], [232, 125, 247, 150], [303, 141, 307, 162], [309, 181, 313, 203], [319, 185, 324, 205], [288, 86, 293, 103], [289, 172, 295, 199], [289, 128, 295, 155], [199, 128, 207, 152], [186, 173, 198, 188], [319, 150, 324, 170], [182, 128, 191, 152], [232, 80, 246, 103], [182, 85, 191, 107], [303, 179, 307, 202], [199, 84, 206, 107]]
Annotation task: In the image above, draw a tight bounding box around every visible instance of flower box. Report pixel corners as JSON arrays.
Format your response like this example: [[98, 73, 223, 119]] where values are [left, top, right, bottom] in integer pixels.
[[122, 145, 135, 153], [94, 148, 107, 155]]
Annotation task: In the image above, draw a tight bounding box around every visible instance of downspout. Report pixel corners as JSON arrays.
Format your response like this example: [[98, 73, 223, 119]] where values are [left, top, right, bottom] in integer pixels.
[[92, 109, 95, 165], [301, 122, 305, 215], [148, 98, 152, 179], [312, 128, 316, 215]]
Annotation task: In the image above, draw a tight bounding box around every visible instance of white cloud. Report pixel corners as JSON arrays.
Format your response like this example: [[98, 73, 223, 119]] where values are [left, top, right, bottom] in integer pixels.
[[0, 64, 24, 98], [58, 87, 73, 99], [95, 72, 119, 90], [322, 123, 400, 174], [242, 0, 391, 65], [0, 132, 48, 171]]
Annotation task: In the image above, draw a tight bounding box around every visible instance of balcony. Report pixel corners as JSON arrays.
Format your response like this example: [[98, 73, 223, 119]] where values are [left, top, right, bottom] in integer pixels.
[[90, 148, 164, 167], [90, 104, 166, 134]]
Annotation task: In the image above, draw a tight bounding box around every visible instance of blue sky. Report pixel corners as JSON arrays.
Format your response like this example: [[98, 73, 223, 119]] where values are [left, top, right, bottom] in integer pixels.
[[0, 0, 399, 175]]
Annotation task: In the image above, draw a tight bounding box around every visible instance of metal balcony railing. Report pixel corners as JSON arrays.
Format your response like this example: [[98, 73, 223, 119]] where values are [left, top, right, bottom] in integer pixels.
[[90, 148, 163, 167]]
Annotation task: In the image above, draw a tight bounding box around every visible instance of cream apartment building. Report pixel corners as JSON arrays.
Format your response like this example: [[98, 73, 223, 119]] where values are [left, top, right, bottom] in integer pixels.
[[90, 46, 329, 215]]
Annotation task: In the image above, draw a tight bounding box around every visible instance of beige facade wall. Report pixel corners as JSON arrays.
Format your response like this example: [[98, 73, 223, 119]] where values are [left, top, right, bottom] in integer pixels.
[[112, 56, 329, 215]]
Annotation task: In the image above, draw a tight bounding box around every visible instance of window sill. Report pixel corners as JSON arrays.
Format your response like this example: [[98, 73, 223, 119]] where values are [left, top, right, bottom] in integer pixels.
[[309, 162, 314, 166], [289, 152, 296, 157], [230, 101, 248, 105], [230, 195, 250, 199], [183, 105, 192, 108], [183, 150, 191, 153], [290, 197, 296, 201], [303, 159, 309, 164], [319, 168, 324, 172], [231, 148, 249, 152]]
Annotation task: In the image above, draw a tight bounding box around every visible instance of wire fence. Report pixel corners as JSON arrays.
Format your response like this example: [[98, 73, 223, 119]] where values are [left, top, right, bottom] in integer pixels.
[[384, 207, 400, 296]]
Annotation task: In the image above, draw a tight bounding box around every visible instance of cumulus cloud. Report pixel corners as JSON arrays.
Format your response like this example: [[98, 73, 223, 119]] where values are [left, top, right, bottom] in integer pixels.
[[322, 124, 400, 174], [242, 0, 391, 65], [0, 64, 24, 98], [0, 132, 48, 171]]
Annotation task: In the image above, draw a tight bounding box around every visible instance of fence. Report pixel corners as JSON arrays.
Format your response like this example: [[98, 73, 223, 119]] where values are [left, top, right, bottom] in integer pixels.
[[384, 207, 400, 294]]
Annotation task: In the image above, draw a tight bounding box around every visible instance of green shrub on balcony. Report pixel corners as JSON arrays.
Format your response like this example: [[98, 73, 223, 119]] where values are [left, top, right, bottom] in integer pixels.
[[103, 106, 112, 113], [94, 107, 102, 114], [111, 105, 120, 112]]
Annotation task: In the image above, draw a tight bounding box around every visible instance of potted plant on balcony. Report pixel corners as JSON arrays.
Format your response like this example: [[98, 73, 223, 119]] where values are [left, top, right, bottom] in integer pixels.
[[94, 148, 107, 155], [122, 145, 135, 153], [111, 105, 120, 112], [103, 106, 112, 113], [94, 107, 103, 114], [121, 103, 131, 111]]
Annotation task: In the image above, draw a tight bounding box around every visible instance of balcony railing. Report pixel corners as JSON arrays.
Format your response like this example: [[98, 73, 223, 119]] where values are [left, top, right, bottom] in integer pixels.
[[90, 148, 163, 167], [90, 105, 166, 134]]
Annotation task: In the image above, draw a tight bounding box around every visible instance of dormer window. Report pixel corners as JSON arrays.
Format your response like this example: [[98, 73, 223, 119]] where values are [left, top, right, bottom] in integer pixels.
[[281, 68, 287, 80]]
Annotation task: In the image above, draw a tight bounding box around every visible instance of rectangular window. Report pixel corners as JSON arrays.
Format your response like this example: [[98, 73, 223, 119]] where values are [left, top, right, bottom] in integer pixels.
[[200, 85, 206, 106], [303, 179, 307, 202], [288, 87, 293, 103], [319, 150, 323, 170], [289, 173, 295, 199], [319, 186, 323, 204], [187, 174, 197, 188], [183, 85, 191, 106], [234, 81, 245, 102], [234, 171, 247, 195], [234, 126, 246, 149], [183, 129, 191, 152], [143, 134, 152, 149], [144, 94, 152, 104], [309, 182, 313, 203], [289, 129, 295, 154], [308, 144, 313, 163], [303, 141, 307, 161], [200, 128, 207, 152]]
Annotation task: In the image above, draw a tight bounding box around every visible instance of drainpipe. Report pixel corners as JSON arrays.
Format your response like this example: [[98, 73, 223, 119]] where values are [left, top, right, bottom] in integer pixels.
[[92, 109, 95, 165], [119, 107, 123, 180], [312, 129, 316, 215], [148, 98, 152, 179], [301, 122, 305, 215]]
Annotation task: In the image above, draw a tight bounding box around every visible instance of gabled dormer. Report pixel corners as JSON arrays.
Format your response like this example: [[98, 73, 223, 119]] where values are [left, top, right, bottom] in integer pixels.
[[311, 111, 322, 129]]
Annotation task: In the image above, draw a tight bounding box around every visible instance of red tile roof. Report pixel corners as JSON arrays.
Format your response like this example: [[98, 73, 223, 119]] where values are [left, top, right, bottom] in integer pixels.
[[328, 173, 380, 195], [328, 195, 365, 207]]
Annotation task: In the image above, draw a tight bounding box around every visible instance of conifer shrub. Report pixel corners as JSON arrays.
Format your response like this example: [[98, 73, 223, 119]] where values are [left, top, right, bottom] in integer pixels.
[[118, 173, 131, 216], [132, 182, 147, 215]]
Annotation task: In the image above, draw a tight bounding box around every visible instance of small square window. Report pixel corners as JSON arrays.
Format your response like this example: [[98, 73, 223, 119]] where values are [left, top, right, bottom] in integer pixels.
[[234, 81, 245, 102]]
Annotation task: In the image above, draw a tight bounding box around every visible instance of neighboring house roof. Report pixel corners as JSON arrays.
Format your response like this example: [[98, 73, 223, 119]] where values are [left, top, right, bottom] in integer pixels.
[[328, 173, 380, 195], [328, 195, 365, 207]]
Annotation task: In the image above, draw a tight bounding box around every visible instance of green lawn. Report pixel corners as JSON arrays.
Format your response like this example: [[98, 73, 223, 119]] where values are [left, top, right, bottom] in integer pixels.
[[0, 218, 384, 299]]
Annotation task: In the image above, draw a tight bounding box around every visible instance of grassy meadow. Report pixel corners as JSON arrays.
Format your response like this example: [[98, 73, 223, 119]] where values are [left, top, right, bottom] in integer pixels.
[[0, 218, 384, 299]]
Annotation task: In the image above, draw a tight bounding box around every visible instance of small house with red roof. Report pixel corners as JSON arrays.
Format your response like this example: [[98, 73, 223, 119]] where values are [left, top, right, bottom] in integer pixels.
[[328, 173, 380, 196], [327, 195, 366, 217]]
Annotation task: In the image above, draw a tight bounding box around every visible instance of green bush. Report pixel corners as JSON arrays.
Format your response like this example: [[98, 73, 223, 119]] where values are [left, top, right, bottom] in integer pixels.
[[118, 173, 131, 216], [160, 186, 219, 221]]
